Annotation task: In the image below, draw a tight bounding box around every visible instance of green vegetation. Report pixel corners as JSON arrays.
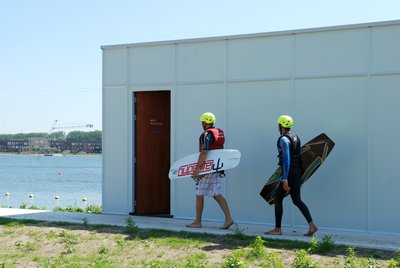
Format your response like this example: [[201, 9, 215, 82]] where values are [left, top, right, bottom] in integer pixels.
[[84, 204, 102, 214], [66, 130, 101, 142], [0, 132, 48, 141], [0, 217, 397, 267], [261, 252, 285, 268], [1, 203, 102, 215], [14, 240, 39, 252], [19, 202, 47, 210], [308, 235, 335, 253], [387, 251, 400, 268], [249, 235, 266, 259], [223, 250, 247, 267], [125, 217, 139, 234], [185, 252, 208, 268], [53, 204, 102, 214], [0, 130, 101, 143], [292, 249, 322, 268]]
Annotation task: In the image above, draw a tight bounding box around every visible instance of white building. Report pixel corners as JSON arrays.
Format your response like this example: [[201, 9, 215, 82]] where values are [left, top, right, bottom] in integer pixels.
[[101, 20, 400, 235]]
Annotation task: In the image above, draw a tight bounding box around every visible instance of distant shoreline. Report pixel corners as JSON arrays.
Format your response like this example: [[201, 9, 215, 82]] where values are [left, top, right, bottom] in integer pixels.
[[0, 152, 102, 157]]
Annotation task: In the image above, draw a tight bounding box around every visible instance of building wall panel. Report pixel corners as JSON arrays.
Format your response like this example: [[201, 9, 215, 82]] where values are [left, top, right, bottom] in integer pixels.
[[103, 49, 127, 86], [128, 45, 175, 84], [227, 36, 293, 80], [369, 75, 400, 233], [102, 88, 129, 214], [371, 25, 400, 73], [176, 42, 225, 82], [295, 29, 369, 76], [294, 77, 368, 230]]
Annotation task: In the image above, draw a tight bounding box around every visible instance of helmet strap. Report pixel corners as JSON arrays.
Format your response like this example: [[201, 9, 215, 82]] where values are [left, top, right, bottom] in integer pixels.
[[279, 124, 289, 134], [202, 122, 213, 130]]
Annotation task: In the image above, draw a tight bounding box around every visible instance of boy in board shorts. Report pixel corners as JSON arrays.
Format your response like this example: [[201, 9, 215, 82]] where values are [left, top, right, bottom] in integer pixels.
[[186, 112, 234, 229]]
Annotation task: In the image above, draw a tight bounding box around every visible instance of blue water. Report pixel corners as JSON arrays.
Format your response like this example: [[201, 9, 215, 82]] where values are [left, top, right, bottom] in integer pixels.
[[0, 155, 102, 209]]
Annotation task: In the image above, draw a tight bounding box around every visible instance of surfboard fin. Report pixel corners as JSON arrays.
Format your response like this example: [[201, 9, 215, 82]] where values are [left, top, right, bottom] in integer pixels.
[[267, 196, 275, 204]]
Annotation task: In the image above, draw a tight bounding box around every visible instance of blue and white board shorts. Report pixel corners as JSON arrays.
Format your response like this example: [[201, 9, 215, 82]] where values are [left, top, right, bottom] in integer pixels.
[[196, 172, 224, 196]]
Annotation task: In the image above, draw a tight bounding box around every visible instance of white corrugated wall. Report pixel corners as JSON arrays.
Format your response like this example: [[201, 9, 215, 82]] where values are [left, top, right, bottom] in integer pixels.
[[102, 20, 400, 234]]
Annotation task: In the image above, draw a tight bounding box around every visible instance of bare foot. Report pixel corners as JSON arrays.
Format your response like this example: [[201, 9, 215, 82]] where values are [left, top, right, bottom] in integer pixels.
[[186, 222, 202, 228], [219, 221, 234, 230], [304, 227, 318, 237], [264, 228, 282, 235]]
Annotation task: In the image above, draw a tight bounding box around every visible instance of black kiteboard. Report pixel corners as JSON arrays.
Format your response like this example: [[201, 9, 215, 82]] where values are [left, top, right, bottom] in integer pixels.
[[260, 133, 335, 205]]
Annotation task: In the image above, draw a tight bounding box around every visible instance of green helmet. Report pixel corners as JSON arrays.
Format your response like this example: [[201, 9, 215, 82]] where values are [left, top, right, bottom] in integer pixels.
[[200, 112, 216, 124], [277, 115, 293, 128]]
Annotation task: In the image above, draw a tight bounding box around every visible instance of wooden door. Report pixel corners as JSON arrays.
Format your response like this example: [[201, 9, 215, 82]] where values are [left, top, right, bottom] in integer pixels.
[[134, 91, 170, 215]]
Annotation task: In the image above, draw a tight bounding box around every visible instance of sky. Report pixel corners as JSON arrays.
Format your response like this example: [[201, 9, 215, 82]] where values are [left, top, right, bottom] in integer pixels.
[[0, 0, 399, 134]]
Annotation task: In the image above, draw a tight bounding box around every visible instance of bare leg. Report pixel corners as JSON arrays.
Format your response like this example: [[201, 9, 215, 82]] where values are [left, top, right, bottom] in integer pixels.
[[213, 195, 234, 229], [187, 195, 204, 228]]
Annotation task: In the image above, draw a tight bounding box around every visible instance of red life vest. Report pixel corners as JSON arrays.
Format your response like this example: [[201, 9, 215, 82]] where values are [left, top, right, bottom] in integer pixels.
[[199, 128, 225, 151]]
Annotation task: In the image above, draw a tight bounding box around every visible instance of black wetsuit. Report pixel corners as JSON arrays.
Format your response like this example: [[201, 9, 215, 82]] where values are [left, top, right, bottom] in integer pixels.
[[274, 131, 313, 228]]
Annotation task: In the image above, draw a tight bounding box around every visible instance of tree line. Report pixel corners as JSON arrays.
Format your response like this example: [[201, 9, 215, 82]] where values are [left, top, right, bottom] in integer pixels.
[[0, 131, 102, 143]]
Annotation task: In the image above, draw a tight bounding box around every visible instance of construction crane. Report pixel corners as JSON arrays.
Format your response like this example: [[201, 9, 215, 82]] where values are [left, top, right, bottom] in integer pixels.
[[44, 120, 94, 155], [49, 120, 94, 134]]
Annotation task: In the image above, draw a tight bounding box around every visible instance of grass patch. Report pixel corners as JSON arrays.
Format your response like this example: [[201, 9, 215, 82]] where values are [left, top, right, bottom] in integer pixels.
[[249, 235, 266, 259], [0, 217, 41, 227], [261, 252, 285, 268], [292, 249, 322, 268], [185, 252, 208, 267], [125, 216, 139, 234], [115, 235, 127, 247], [53, 205, 84, 213], [15, 240, 39, 252], [150, 236, 206, 249], [85, 204, 102, 214], [308, 235, 335, 253], [0, 217, 397, 267], [223, 249, 248, 267], [53, 204, 102, 214]]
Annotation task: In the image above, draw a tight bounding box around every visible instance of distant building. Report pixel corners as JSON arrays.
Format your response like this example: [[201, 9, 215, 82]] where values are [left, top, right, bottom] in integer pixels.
[[50, 141, 102, 153], [0, 141, 29, 152], [49, 140, 68, 152], [70, 142, 84, 153], [28, 137, 50, 152], [0, 138, 102, 154], [86, 142, 102, 153]]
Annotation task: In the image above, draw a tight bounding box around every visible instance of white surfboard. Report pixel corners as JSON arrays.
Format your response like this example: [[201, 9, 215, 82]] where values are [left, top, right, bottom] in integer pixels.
[[169, 149, 241, 180]]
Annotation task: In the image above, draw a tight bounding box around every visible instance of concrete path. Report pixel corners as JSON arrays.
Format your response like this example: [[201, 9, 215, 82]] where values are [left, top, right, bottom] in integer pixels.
[[0, 208, 398, 251]]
